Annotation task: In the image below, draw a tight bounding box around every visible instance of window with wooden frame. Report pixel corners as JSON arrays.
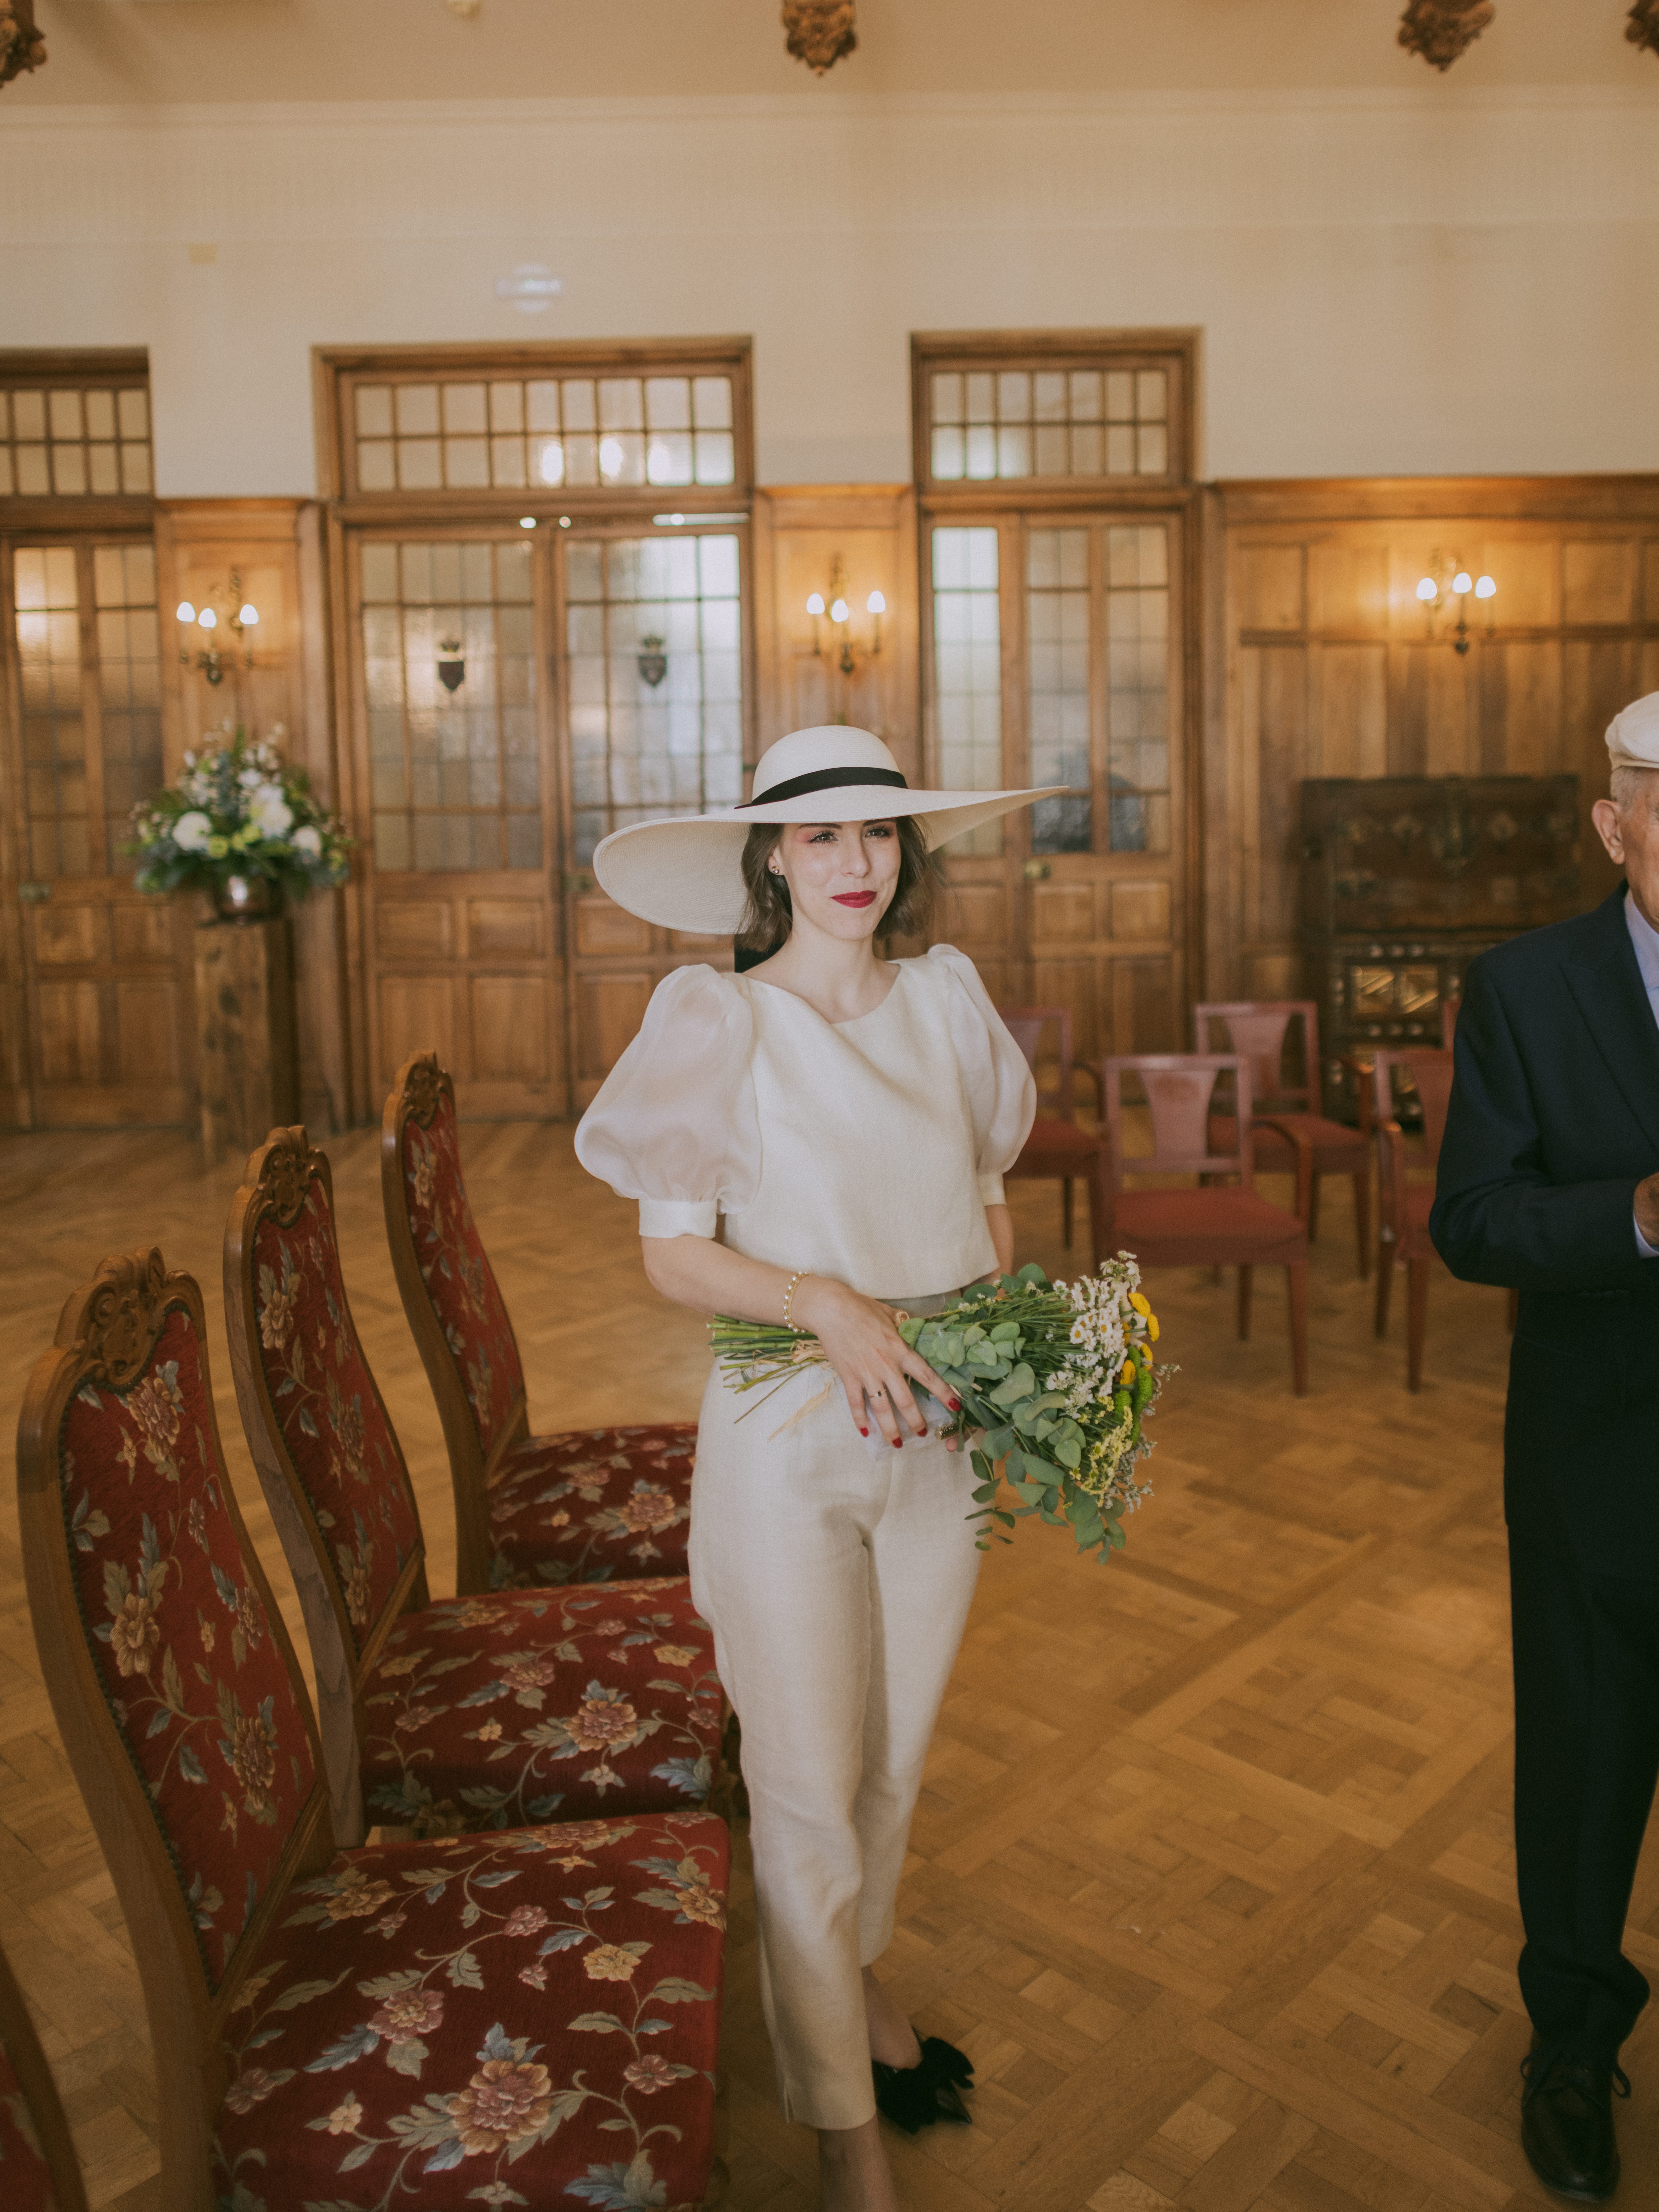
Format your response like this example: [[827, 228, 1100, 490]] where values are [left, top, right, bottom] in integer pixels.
[[0, 350, 153, 503], [913, 332, 1196, 1060]]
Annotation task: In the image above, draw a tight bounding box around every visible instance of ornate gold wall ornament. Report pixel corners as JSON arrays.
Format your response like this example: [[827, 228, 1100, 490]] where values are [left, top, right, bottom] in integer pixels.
[[0, 0, 46, 89], [782, 0, 857, 75], [1397, 0, 1495, 70], [1629, 1, 1659, 57]]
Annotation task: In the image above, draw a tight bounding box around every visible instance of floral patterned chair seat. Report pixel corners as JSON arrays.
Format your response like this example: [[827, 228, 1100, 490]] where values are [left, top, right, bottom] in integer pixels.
[[359, 1578, 723, 1835], [488, 1423, 698, 1587], [226, 1133, 723, 1845], [19, 1249, 729, 2212], [383, 1055, 698, 1593], [217, 1810, 729, 2212]]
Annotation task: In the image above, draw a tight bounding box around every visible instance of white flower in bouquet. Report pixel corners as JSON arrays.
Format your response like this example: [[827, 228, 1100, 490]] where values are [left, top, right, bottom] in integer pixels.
[[173, 810, 213, 852], [247, 783, 294, 839], [292, 824, 323, 858]]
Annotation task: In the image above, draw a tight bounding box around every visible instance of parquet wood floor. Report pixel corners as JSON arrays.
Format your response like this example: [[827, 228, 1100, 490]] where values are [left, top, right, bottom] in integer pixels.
[[3, 1125, 1655, 2211]]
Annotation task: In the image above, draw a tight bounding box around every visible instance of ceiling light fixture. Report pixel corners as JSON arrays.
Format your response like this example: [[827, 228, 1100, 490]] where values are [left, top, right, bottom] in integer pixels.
[[1397, 0, 1495, 71]]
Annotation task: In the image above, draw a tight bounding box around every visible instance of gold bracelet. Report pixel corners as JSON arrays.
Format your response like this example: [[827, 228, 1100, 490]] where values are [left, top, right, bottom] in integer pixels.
[[782, 1269, 808, 1331]]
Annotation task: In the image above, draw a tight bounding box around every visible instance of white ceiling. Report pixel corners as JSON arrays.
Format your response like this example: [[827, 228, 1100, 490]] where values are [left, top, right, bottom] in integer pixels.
[[9, 0, 1657, 107]]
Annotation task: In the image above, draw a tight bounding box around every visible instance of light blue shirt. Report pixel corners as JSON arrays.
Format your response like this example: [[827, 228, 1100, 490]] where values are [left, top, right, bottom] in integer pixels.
[[1624, 891, 1659, 1259]]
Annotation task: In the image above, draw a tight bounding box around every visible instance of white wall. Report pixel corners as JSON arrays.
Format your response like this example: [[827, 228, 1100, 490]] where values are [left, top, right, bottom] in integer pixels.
[[3, 87, 1658, 496]]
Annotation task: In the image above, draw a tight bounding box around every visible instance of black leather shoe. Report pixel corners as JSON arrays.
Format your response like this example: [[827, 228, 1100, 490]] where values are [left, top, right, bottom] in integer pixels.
[[872, 2035, 973, 2134], [1521, 2042, 1629, 2203]]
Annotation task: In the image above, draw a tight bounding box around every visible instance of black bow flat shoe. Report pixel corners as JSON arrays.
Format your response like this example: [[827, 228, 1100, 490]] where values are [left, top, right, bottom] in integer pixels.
[[872, 2034, 974, 2134], [1521, 2041, 1628, 2203]]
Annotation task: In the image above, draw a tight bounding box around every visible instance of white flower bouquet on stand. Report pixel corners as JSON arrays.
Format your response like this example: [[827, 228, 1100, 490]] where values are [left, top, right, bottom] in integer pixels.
[[128, 722, 351, 917]]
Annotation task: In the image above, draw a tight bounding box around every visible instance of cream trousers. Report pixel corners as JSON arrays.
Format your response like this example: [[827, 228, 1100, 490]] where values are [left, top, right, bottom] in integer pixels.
[[688, 1358, 983, 2131]]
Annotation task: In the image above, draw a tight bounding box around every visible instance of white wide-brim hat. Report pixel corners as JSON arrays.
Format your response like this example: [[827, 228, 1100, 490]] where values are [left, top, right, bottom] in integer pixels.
[[592, 726, 1062, 935]]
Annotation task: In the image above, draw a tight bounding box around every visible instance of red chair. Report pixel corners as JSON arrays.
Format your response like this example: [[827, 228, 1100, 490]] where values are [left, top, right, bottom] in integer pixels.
[[1101, 1054, 1312, 1394], [18, 1248, 730, 2212], [0, 1932, 87, 2212], [1193, 999, 1371, 1277], [227, 1129, 725, 1843], [1370, 1048, 1456, 1391], [383, 1055, 695, 1595], [996, 1005, 1109, 1265]]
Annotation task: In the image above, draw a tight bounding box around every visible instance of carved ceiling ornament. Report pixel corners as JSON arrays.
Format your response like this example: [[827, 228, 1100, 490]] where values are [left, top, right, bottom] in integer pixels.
[[1630, 2, 1659, 57], [1397, 0, 1496, 70], [0, 0, 46, 89], [782, 0, 857, 76]]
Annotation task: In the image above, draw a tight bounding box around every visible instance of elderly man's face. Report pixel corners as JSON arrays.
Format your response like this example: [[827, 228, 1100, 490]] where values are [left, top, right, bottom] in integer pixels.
[[1593, 775, 1659, 933]]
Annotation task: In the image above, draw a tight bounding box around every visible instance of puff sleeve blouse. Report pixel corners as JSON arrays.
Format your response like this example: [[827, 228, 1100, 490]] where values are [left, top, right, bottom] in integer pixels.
[[574, 944, 1035, 1303]]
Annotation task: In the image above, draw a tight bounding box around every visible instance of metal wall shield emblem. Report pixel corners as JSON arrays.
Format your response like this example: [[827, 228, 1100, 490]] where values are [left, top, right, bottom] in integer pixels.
[[436, 637, 466, 693], [637, 635, 668, 688]]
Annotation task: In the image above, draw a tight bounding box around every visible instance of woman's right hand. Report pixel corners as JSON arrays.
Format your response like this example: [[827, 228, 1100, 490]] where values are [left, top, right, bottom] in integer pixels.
[[789, 1276, 960, 1447]]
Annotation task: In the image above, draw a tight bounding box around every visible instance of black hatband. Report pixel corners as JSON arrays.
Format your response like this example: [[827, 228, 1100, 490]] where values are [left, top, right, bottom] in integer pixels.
[[736, 765, 909, 809]]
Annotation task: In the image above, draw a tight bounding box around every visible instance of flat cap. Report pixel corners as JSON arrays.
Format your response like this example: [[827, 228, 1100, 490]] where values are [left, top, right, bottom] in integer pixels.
[[1607, 692, 1659, 771]]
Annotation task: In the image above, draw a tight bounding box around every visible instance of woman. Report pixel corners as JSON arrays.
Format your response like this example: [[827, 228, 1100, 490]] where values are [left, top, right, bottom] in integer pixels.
[[575, 726, 1055, 2211]]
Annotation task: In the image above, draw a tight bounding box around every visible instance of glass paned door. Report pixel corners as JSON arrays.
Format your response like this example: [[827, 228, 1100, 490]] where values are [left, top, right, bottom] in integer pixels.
[[2, 536, 185, 1126], [561, 526, 747, 1108], [924, 509, 1185, 1063]]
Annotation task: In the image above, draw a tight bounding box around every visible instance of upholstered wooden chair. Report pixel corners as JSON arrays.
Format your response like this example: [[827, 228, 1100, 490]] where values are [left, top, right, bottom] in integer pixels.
[[1370, 1048, 1457, 1390], [226, 1128, 724, 1844], [18, 1248, 730, 2212], [382, 1054, 696, 1594], [1193, 1000, 1371, 1276], [1101, 1054, 1313, 1394], [0, 1932, 87, 2212], [995, 1006, 1109, 1264]]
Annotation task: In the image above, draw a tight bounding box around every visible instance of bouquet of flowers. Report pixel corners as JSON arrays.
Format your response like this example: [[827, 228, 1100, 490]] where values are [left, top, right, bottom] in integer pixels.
[[711, 1258, 1172, 1564], [128, 722, 352, 901]]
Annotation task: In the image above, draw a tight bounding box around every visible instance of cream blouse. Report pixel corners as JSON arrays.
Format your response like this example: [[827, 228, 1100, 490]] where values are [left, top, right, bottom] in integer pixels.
[[575, 944, 1035, 1302]]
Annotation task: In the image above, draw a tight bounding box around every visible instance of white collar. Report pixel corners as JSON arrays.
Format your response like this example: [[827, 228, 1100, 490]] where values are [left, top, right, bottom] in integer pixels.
[[1624, 887, 1659, 993]]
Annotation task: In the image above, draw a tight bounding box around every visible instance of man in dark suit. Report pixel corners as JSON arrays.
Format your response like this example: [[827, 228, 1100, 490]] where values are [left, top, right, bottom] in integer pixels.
[[1432, 696, 1659, 2203]]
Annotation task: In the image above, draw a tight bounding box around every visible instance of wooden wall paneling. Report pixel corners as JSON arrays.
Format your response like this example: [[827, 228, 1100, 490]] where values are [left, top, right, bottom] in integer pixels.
[[1211, 479, 1659, 1006]]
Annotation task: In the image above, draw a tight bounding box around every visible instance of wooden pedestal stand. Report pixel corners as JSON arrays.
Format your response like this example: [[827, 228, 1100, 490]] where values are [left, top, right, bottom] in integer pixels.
[[194, 915, 300, 1166]]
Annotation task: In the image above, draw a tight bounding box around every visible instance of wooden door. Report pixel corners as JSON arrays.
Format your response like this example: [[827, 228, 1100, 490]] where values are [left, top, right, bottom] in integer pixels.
[[559, 522, 747, 1110], [348, 530, 564, 1118], [0, 537, 191, 1126], [922, 510, 1187, 1063]]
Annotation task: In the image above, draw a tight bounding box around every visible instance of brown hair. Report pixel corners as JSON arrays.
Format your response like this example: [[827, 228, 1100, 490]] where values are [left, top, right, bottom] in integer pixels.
[[735, 817, 940, 959]]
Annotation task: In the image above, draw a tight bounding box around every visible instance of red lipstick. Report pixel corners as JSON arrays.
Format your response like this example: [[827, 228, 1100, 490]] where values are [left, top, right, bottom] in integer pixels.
[[833, 891, 878, 908]]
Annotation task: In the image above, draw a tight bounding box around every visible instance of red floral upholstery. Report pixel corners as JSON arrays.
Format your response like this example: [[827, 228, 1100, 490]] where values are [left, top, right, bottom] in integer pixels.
[[252, 1176, 423, 1651], [0, 2044, 57, 2212], [488, 1426, 696, 1589], [401, 1094, 523, 1460], [361, 1580, 723, 1835], [215, 1811, 728, 2212], [60, 1307, 316, 1990]]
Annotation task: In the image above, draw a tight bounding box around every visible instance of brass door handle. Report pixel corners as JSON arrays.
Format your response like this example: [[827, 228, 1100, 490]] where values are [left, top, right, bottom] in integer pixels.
[[18, 882, 50, 903], [1023, 860, 1052, 882]]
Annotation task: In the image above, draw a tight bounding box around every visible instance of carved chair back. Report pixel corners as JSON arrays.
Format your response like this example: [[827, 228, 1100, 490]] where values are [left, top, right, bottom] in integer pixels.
[[1441, 996, 1460, 1050], [1370, 1048, 1456, 1166], [995, 1006, 1078, 1121], [0, 1932, 88, 2212], [1101, 1055, 1257, 1189], [17, 1252, 338, 2202], [381, 1054, 528, 1591], [1192, 1000, 1320, 1114], [225, 1128, 430, 1836]]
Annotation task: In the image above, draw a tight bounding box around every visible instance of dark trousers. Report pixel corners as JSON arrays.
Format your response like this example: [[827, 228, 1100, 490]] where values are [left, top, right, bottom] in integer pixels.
[[1510, 1529, 1659, 2059]]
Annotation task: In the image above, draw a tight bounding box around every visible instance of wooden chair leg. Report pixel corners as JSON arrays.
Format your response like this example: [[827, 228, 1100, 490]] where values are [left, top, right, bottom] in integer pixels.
[[1306, 1172, 1321, 1243], [1237, 1264, 1253, 1341], [1375, 1240, 1394, 1338], [1286, 1261, 1308, 1396], [1062, 1177, 1074, 1248], [1505, 1284, 1519, 1336], [1352, 1165, 1371, 1281], [1083, 1153, 1110, 1275], [1407, 1256, 1429, 1392]]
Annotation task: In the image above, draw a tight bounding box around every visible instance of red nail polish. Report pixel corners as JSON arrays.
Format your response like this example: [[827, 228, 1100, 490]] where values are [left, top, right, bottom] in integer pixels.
[[859, 1427, 869, 1437], [948, 1397, 962, 1411]]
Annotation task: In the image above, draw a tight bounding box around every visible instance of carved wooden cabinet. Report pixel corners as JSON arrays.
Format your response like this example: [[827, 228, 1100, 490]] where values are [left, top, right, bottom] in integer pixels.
[[1300, 775, 1581, 1115]]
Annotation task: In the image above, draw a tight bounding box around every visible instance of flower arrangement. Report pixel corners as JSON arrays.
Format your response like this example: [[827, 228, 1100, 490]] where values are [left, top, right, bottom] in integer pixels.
[[711, 1258, 1172, 1564], [128, 722, 352, 903]]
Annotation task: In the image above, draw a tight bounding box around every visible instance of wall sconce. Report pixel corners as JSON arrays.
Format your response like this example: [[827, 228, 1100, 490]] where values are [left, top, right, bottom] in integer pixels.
[[1415, 552, 1496, 655], [806, 554, 884, 677], [175, 571, 258, 686], [436, 636, 466, 692]]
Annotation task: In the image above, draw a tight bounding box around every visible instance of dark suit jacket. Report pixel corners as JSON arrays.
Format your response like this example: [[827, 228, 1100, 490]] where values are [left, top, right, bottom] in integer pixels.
[[1431, 884, 1659, 1570]]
